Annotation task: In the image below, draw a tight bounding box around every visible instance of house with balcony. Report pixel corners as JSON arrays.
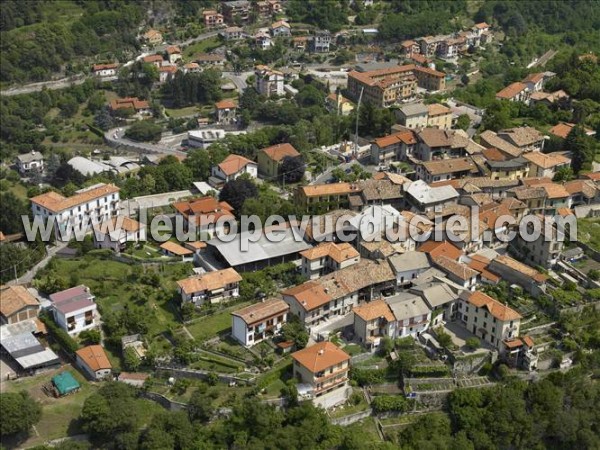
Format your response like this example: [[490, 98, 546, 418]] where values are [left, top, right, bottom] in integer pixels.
[[370, 130, 417, 165], [457, 290, 522, 350], [202, 9, 224, 28], [49, 286, 98, 335], [523, 152, 571, 179], [214, 99, 238, 125], [172, 196, 235, 237], [388, 251, 431, 287], [564, 180, 599, 207], [495, 82, 530, 104], [177, 268, 242, 306], [142, 29, 162, 46], [299, 242, 360, 280], [30, 183, 120, 241], [255, 65, 284, 97], [352, 299, 395, 350], [295, 183, 358, 214], [292, 342, 350, 408], [310, 30, 331, 53], [385, 292, 431, 339], [270, 20, 291, 37], [414, 128, 483, 161], [231, 298, 289, 346], [222, 26, 244, 40], [496, 127, 545, 153], [405, 180, 459, 215], [416, 157, 478, 184], [410, 282, 459, 326], [222, 0, 251, 23], [488, 255, 548, 296], [93, 217, 146, 253]]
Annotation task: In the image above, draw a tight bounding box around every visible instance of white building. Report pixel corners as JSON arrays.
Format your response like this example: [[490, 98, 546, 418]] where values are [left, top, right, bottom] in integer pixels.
[[299, 242, 360, 280], [270, 20, 291, 37], [30, 183, 120, 241], [93, 217, 146, 253], [385, 292, 431, 338], [92, 63, 118, 77], [255, 65, 284, 97], [388, 251, 431, 286], [211, 154, 257, 183], [188, 129, 227, 149], [16, 151, 44, 175], [75, 345, 112, 380], [231, 298, 289, 346], [49, 286, 98, 335], [177, 268, 242, 306]]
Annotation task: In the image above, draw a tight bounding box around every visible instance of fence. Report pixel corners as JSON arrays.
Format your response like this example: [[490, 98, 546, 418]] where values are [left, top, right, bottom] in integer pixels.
[[156, 365, 256, 385], [140, 391, 187, 412], [329, 408, 373, 426]]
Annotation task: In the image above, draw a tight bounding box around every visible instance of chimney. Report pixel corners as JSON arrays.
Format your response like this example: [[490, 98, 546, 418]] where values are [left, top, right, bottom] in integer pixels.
[[318, 349, 324, 355]]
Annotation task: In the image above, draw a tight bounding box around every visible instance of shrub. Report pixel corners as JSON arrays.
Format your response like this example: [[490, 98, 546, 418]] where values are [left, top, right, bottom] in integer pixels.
[[465, 337, 480, 350], [371, 395, 413, 413]]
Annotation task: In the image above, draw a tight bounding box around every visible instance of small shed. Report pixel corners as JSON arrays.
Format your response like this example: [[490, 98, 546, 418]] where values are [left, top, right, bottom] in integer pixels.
[[52, 371, 81, 397]]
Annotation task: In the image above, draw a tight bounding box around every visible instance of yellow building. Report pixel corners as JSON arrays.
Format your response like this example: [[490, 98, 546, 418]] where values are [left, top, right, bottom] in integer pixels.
[[426, 103, 453, 130], [257, 143, 300, 179], [295, 183, 358, 213]]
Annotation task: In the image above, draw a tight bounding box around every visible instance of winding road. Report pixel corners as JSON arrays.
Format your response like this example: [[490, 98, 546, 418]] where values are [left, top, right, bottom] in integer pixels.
[[104, 128, 187, 157]]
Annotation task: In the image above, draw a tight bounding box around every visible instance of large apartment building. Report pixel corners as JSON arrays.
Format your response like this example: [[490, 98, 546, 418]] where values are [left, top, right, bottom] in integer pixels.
[[30, 183, 120, 241], [347, 65, 446, 107], [231, 298, 289, 346]]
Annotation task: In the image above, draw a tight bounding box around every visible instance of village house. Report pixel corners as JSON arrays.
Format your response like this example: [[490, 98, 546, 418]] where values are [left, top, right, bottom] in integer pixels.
[[564, 180, 598, 207], [529, 90, 570, 108], [427, 103, 453, 129], [311, 30, 332, 53], [352, 299, 396, 350], [255, 30, 273, 50], [109, 97, 151, 115], [257, 142, 301, 179], [159, 65, 178, 83], [222, 26, 244, 40], [16, 151, 44, 175], [409, 282, 459, 325], [166, 46, 182, 64], [388, 251, 431, 287], [299, 242, 360, 280], [512, 216, 566, 268], [282, 281, 339, 331], [211, 154, 257, 184], [549, 122, 596, 140], [385, 292, 432, 338], [0, 319, 60, 374], [142, 29, 163, 46], [0, 286, 40, 325], [172, 196, 235, 236], [30, 183, 120, 241], [400, 39, 421, 56], [255, 65, 284, 97], [270, 20, 291, 37], [214, 99, 238, 125], [496, 127, 545, 152], [93, 217, 146, 253], [432, 255, 479, 290], [295, 183, 358, 214], [405, 180, 459, 214], [523, 151, 571, 178], [416, 157, 478, 184], [522, 72, 551, 93], [49, 286, 98, 335], [92, 63, 119, 77], [457, 290, 522, 350], [396, 103, 429, 129], [326, 92, 355, 116], [254, 0, 282, 17], [370, 130, 417, 166], [231, 298, 289, 346], [495, 82, 530, 104], [75, 345, 112, 380], [484, 156, 530, 181], [177, 268, 242, 306], [478, 130, 523, 159], [195, 53, 226, 67], [292, 342, 351, 407], [352, 178, 404, 210], [414, 128, 484, 161], [222, 0, 251, 24], [159, 241, 194, 260], [142, 54, 164, 68], [183, 62, 201, 74], [202, 9, 224, 28], [488, 255, 548, 295]]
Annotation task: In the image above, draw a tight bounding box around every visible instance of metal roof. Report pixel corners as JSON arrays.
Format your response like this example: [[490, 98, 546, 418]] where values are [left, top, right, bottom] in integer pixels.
[[52, 371, 81, 395], [16, 349, 60, 370], [207, 227, 312, 267]]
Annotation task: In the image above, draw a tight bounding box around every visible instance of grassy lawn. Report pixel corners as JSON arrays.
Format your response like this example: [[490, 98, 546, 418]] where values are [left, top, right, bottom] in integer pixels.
[[186, 302, 251, 342], [183, 37, 222, 59], [343, 344, 364, 356], [577, 218, 600, 252], [165, 106, 201, 118], [344, 416, 381, 441]]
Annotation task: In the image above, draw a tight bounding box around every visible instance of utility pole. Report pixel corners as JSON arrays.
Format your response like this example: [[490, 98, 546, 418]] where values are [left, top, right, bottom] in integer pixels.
[[354, 87, 364, 160]]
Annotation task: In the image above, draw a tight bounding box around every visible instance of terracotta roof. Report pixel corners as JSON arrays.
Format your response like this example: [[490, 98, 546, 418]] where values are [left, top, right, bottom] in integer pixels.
[[583, 172, 600, 181], [427, 103, 452, 116], [498, 127, 544, 147], [318, 259, 396, 300], [231, 298, 289, 325], [491, 255, 548, 283], [523, 72, 544, 84], [474, 22, 490, 29], [300, 242, 359, 263], [143, 29, 162, 39], [463, 291, 522, 321], [507, 186, 546, 200], [372, 130, 416, 148], [417, 240, 462, 260], [95, 217, 143, 234], [92, 63, 118, 71], [433, 255, 478, 281], [110, 97, 150, 111], [556, 207, 574, 217], [0, 286, 39, 318], [160, 241, 193, 256], [421, 157, 477, 176], [523, 336, 534, 347], [31, 184, 120, 214], [166, 45, 181, 54], [177, 268, 242, 294], [184, 62, 200, 70], [496, 82, 528, 100], [271, 20, 290, 29], [482, 148, 507, 162], [215, 99, 237, 109], [468, 255, 500, 283], [260, 143, 300, 162], [298, 183, 357, 198], [159, 65, 178, 74], [217, 154, 255, 176], [523, 151, 570, 169], [539, 183, 570, 199], [564, 180, 597, 198], [143, 54, 164, 63], [172, 197, 235, 226], [479, 130, 522, 158], [185, 241, 208, 250], [76, 345, 112, 371], [291, 341, 349, 373], [353, 299, 395, 322], [282, 281, 331, 311]]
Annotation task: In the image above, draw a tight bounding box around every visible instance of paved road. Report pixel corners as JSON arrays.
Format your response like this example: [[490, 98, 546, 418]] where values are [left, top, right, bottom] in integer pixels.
[[222, 71, 252, 92], [0, 31, 219, 97], [533, 49, 558, 68], [6, 242, 69, 286], [105, 128, 187, 157]]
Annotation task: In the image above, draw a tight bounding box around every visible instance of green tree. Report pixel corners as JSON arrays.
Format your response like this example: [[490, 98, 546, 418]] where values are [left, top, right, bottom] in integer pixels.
[[123, 346, 141, 372], [0, 391, 42, 436], [124, 121, 163, 142], [456, 114, 471, 131], [0, 191, 28, 234], [219, 177, 258, 213], [565, 125, 596, 173]]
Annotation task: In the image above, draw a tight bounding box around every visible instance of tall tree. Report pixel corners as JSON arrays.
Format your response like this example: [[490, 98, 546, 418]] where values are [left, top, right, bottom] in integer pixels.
[[1, 391, 42, 436]]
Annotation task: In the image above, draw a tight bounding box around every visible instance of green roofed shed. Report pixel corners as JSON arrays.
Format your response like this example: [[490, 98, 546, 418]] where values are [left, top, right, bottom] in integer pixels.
[[52, 371, 80, 396]]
